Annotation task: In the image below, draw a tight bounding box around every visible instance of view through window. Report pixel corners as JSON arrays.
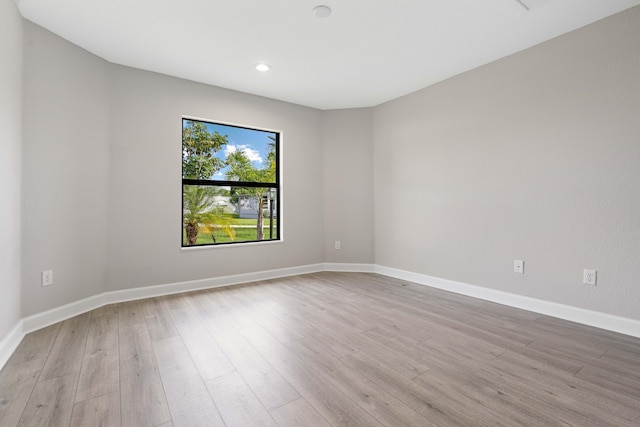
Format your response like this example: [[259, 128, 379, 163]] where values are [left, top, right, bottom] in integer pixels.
[[182, 118, 280, 247]]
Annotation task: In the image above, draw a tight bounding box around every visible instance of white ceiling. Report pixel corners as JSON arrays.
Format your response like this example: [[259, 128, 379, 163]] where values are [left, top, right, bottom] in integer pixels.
[[18, 0, 640, 110]]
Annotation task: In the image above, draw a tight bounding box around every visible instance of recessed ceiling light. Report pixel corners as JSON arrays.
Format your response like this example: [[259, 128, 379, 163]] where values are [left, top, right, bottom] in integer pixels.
[[255, 63, 271, 72], [312, 5, 332, 18]]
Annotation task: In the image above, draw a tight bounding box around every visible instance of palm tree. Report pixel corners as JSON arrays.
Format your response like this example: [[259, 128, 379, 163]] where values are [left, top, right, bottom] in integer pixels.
[[182, 120, 236, 245], [183, 186, 236, 245]]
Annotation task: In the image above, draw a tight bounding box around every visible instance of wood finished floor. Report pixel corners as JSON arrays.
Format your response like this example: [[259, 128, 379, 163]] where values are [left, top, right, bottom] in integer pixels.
[[1, 272, 639, 427]]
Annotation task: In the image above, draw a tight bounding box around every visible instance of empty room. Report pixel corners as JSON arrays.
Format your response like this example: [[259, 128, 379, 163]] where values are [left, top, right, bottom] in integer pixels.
[[1, 0, 639, 426]]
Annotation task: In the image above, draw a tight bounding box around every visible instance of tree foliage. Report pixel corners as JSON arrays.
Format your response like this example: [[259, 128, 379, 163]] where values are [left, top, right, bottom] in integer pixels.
[[182, 120, 228, 179], [183, 186, 235, 245], [226, 140, 277, 240], [225, 138, 276, 183], [182, 120, 234, 244]]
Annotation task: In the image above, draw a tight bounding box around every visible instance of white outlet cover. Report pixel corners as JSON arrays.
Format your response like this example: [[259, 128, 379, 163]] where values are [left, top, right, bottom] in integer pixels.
[[583, 269, 597, 285], [514, 259, 524, 274], [42, 270, 54, 286]]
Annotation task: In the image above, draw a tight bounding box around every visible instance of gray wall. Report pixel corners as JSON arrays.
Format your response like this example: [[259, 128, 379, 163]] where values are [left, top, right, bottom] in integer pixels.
[[373, 7, 640, 320], [0, 0, 23, 338], [322, 109, 374, 263], [106, 65, 325, 290], [22, 22, 110, 316]]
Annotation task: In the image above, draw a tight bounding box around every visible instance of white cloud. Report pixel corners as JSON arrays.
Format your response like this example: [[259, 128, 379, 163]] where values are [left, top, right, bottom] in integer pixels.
[[242, 147, 263, 164], [225, 145, 263, 164]]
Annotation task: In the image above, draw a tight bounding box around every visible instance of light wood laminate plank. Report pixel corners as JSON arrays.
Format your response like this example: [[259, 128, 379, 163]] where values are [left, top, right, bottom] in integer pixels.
[[39, 313, 92, 381], [75, 306, 119, 402], [489, 351, 640, 424], [269, 398, 331, 427], [165, 298, 235, 381], [153, 336, 225, 427], [119, 324, 171, 427], [17, 373, 78, 427], [0, 358, 43, 427], [7, 324, 60, 366], [240, 326, 385, 427], [141, 297, 180, 343], [340, 351, 475, 426], [205, 371, 277, 427], [117, 300, 148, 328], [284, 338, 437, 427], [70, 391, 121, 427], [199, 321, 300, 411]]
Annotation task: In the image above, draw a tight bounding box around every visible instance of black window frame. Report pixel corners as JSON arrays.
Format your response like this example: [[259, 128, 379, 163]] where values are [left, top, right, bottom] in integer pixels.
[[181, 117, 281, 248]]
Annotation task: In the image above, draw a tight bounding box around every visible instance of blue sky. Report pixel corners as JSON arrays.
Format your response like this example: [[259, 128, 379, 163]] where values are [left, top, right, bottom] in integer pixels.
[[184, 119, 276, 180]]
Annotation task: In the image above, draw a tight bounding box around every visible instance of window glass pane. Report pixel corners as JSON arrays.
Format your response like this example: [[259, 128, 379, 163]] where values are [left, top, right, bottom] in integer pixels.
[[183, 119, 277, 184], [183, 184, 279, 246]]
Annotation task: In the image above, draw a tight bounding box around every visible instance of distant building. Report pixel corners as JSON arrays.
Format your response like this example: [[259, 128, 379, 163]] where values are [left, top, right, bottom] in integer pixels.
[[211, 196, 235, 213], [238, 194, 277, 219]]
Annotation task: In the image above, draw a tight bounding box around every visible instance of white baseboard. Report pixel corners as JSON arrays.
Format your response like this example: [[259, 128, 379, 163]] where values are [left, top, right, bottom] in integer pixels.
[[103, 263, 327, 306], [375, 265, 640, 339], [3, 262, 639, 371], [21, 294, 109, 336], [324, 263, 375, 272], [22, 263, 326, 336], [0, 321, 24, 369]]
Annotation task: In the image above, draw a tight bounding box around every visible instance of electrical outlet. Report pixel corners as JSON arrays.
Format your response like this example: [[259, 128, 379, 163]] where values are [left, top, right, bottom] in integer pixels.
[[42, 270, 54, 287], [583, 269, 597, 286], [514, 259, 524, 274], [334, 240, 341, 250]]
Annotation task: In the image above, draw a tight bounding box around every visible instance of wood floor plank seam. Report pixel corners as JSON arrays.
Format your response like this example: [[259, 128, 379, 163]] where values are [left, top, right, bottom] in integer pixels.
[[143, 324, 174, 427], [209, 335, 300, 412], [193, 294, 304, 412], [73, 310, 100, 405], [117, 305, 172, 427], [7, 362, 44, 427], [238, 326, 386, 426], [179, 293, 301, 413], [116, 307, 125, 427], [13, 321, 62, 409], [284, 336, 437, 426], [14, 314, 92, 427], [175, 290, 304, 425]]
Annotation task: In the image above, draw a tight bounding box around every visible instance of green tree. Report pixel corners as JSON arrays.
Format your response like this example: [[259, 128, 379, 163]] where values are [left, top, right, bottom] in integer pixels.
[[182, 120, 235, 245], [182, 120, 227, 179], [183, 186, 235, 245], [226, 141, 276, 241]]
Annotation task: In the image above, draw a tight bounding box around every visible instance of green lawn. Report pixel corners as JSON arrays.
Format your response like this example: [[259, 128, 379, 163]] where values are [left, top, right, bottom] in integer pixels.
[[183, 214, 278, 245]]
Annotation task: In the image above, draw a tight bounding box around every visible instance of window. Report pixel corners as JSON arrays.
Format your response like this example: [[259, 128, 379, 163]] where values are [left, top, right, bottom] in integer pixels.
[[182, 118, 280, 247]]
